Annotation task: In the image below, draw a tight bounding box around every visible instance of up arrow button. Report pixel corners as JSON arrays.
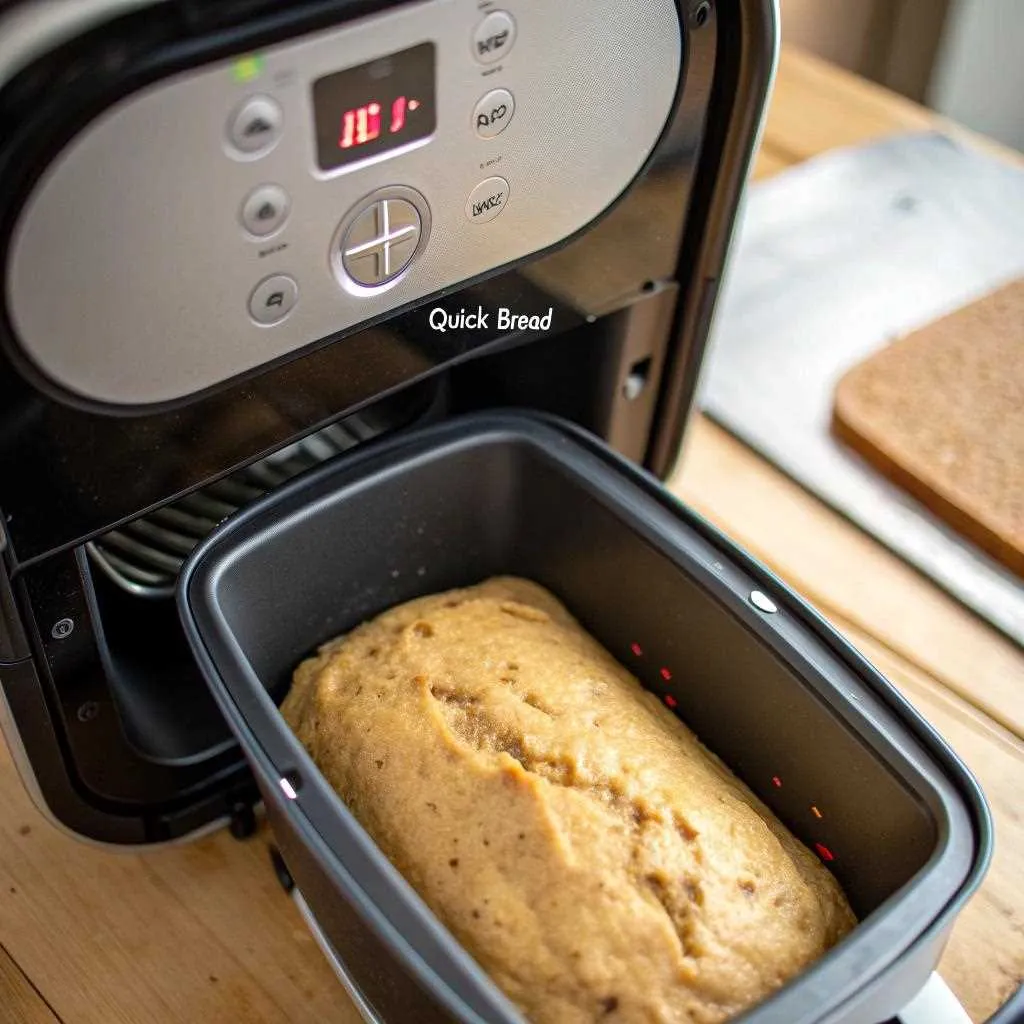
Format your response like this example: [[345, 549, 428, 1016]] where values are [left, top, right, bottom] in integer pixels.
[[228, 95, 284, 157]]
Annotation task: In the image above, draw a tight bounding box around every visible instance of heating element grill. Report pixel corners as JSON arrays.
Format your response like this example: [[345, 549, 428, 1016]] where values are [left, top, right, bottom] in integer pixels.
[[87, 418, 379, 599]]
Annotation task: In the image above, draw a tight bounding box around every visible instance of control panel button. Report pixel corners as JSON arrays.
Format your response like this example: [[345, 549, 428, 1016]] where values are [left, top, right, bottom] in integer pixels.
[[341, 197, 422, 287], [228, 95, 283, 156], [240, 184, 290, 237], [249, 274, 298, 325], [473, 88, 515, 138], [472, 11, 517, 64], [466, 177, 509, 224]]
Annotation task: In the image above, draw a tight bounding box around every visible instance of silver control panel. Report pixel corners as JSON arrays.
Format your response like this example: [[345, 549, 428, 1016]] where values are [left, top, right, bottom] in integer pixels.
[[7, 0, 681, 406]]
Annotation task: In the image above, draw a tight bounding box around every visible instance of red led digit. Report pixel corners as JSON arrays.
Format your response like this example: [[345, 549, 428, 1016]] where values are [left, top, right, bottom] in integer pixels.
[[390, 95, 408, 134], [664, 695, 678, 709], [340, 102, 383, 149], [660, 667, 672, 682], [360, 102, 382, 144], [814, 843, 835, 862], [771, 776, 782, 788], [630, 643, 643, 657], [339, 109, 356, 149]]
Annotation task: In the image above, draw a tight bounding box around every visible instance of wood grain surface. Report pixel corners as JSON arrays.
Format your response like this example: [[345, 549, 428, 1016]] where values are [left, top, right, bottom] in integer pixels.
[[674, 417, 1024, 1022], [0, 946, 59, 1024], [0, 46, 1020, 1024]]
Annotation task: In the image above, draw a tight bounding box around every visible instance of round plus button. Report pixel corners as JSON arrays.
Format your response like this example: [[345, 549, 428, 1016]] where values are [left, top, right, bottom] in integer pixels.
[[332, 187, 431, 292], [343, 199, 420, 286]]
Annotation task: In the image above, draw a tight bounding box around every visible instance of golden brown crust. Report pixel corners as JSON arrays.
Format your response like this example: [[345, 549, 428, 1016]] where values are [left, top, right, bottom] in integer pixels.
[[282, 578, 856, 1023], [832, 278, 1024, 577]]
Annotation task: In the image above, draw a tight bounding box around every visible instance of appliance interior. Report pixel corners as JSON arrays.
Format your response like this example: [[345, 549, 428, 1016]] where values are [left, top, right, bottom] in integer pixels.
[[180, 414, 984, 1024]]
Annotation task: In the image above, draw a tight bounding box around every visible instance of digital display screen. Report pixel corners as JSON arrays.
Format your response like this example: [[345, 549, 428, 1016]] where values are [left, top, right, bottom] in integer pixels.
[[312, 43, 436, 172]]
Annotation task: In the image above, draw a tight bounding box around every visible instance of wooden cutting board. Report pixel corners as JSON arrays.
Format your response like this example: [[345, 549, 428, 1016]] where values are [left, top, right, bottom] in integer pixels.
[[833, 278, 1024, 577]]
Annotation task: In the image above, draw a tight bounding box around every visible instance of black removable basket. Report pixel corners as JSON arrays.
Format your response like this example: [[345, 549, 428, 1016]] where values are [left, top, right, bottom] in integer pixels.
[[178, 412, 990, 1024]]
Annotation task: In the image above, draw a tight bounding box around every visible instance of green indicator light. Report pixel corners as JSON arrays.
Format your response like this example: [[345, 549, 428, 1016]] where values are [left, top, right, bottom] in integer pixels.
[[232, 55, 264, 83]]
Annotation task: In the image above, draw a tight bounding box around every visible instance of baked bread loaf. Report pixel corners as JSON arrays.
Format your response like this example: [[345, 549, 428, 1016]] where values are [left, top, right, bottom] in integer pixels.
[[832, 277, 1024, 577], [282, 577, 856, 1023]]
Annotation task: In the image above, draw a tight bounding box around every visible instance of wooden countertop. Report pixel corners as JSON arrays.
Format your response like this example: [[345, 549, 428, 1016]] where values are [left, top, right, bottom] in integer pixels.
[[1, 47, 1022, 1024]]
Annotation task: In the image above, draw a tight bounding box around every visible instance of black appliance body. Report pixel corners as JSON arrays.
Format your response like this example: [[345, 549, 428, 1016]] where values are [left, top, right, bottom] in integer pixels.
[[0, 0, 776, 846]]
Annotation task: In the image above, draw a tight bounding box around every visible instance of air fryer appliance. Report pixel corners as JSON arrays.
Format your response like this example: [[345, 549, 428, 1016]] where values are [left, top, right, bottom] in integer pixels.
[[0, 2, 1003, 1023]]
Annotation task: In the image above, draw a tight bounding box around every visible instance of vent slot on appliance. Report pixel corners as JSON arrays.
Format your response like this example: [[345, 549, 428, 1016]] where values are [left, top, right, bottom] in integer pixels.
[[86, 416, 386, 600]]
